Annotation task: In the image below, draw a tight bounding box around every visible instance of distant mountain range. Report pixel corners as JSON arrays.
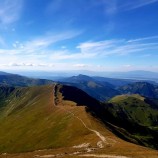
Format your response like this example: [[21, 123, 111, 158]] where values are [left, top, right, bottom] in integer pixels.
[[102, 70, 158, 81], [0, 71, 54, 87], [1, 71, 158, 101], [118, 82, 158, 99], [7, 70, 158, 82], [58, 74, 120, 101], [58, 74, 158, 101]]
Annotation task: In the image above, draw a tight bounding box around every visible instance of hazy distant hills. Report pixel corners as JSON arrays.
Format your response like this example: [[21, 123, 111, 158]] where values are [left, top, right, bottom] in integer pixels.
[[107, 70, 158, 81], [118, 82, 158, 99], [93, 76, 137, 87], [0, 71, 54, 87], [1, 71, 158, 101], [0, 71, 11, 75], [58, 74, 120, 101], [58, 74, 158, 101], [59, 74, 128, 87], [11, 70, 158, 82]]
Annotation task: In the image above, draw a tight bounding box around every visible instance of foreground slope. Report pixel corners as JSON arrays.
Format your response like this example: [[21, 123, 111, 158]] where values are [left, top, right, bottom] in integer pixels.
[[0, 84, 158, 158]]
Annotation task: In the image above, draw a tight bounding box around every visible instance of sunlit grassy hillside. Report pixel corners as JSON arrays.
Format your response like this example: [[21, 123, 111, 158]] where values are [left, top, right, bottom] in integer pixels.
[[0, 84, 158, 158]]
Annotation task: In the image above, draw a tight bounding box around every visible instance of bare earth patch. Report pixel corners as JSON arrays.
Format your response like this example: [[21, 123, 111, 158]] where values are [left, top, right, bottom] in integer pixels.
[[79, 154, 130, 158]]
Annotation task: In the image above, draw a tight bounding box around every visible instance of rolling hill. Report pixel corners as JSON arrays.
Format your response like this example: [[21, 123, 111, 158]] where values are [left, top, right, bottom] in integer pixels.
[[0, 84, 158, 158], [104, 94, 158, 149], [12, 70, 158, 82], [57, 74, 158, 102], [58, 74, 120, 101], [0, 71, 54, 87], [98, 70, 158, 82], [118, 82, 158, 99]]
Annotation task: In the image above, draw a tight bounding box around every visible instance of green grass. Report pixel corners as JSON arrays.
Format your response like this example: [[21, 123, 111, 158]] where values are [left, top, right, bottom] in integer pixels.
[[109, 94, 145, 103], [104, 94, 158, 149], [0, 85, 94, 153], [1, 84, 158, 154], [108, 95, 158, 127]]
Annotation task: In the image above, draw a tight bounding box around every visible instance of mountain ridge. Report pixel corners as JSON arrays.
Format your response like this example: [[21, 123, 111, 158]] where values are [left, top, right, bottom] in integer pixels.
[[118, 82, 158, 99], [0, 84, 158, 157], [0, 72, 54, 87]]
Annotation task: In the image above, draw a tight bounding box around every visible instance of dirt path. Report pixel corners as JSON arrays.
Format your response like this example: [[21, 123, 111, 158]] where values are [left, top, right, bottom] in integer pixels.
[[32, 84, 127, 158], [53, 84, 107, 147], [67, 110, 107, 145], [79, 154, 130, 158]]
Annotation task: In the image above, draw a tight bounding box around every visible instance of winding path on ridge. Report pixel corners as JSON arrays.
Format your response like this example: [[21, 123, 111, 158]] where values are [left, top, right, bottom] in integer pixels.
[[52, 84, 108, 148], [31, 84, 129, 158]]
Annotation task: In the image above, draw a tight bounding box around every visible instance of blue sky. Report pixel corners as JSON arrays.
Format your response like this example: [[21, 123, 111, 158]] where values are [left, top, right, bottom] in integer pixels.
[[0, 0, 158, 72]]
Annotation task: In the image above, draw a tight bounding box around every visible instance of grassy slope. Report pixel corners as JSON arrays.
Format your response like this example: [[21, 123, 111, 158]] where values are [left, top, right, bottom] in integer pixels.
[[0, 74, 54, 87], [0, 85, 158, 158], [106, 94, 158, 148], [108, 94, 158, 127], [0, 85, 102, 153]]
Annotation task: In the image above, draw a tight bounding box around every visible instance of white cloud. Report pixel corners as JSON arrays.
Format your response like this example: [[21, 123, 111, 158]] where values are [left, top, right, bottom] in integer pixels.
[[20, 30, 82, 54], [12, 43, 17, 48], [2, 35, 158, 65], [61, 46, 67, 49], [0, 49, 17, 55], [2, 62, 55, 68], [2, 30, 82, 56], [119, 0, 158, 11], [0, 34, 158, 71], [123, 64, 132, 68], [129, 0, 158, 10], [8, 63, 20, 67], [96, 0, 158, 34], [8, 62, 34, 67], [100, 0, 158, 15], [77, 38, 158, 57], [127, 36, 158, 43], [0, 0, 23, 25], [50, 50, 96, 60], [73, 64, 88, 68]]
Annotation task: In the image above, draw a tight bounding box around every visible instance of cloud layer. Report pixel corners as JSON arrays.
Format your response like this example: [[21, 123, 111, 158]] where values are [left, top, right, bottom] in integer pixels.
[[0, 0, 158, 71]]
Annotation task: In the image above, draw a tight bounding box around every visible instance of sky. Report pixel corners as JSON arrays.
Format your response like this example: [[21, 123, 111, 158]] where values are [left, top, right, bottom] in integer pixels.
[[0, 0, 158, 72]]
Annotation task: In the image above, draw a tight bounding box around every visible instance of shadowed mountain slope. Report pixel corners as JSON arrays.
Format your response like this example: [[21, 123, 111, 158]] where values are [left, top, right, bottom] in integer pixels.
[[58, 74, 120, 101], [118, 82, 158, 99], [103, 94, 158, 149]]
